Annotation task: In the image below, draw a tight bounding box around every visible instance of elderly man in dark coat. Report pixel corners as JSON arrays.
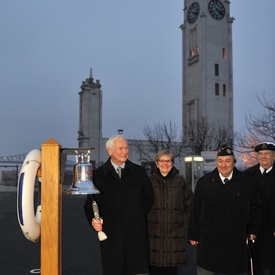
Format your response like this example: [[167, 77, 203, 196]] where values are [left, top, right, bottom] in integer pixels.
[[188, 145, 263, 275], [84, 135, 154, 275], [245, 142, 275, 275]]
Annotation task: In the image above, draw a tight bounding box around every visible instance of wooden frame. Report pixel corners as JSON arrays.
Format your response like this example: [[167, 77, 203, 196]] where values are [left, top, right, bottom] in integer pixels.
[[41, 138, 62, 275]]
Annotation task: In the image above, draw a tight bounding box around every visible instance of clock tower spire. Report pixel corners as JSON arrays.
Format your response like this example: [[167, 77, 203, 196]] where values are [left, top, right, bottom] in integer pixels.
[[181, 0, 234, 142]]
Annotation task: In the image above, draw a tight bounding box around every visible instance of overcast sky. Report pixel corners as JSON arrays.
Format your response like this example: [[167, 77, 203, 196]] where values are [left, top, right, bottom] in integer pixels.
[[1, 0, 274, 157]]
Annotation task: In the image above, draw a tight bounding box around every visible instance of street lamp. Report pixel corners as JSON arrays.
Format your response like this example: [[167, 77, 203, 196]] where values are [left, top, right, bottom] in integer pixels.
[[117, 129, 124, 135], [184, 156, 204, 192]]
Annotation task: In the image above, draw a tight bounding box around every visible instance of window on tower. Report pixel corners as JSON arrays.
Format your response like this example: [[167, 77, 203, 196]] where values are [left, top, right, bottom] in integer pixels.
[[190, 47, 199, 57], [188, 27, 199, 64], [223, 84, 226, 96], [222, 48, 226, 60], [215, 64, 219, 76], [215, 83, 219, 96]]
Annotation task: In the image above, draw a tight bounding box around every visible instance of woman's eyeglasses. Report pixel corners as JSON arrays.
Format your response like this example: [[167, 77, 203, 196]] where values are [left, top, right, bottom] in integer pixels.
[[158, 160, 172, 163]]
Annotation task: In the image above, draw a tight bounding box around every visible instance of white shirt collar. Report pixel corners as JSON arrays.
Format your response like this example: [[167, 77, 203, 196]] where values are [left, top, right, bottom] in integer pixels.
[[259, 166, 272, 174], [219, 171, 233, 183], [111, 160, 125, 170]]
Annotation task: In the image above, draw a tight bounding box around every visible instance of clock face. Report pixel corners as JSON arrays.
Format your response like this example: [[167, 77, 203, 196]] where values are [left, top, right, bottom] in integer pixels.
[[208, 0, 225, 20], [187, 2, 200, 24]]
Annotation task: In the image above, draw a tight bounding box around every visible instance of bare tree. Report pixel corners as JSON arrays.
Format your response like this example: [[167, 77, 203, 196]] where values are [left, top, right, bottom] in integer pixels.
[[235, 93, 275, 153], [247, 94, 275, 139], [234, 93, 275, 169], [131, 120, 184, 162], [183, 117, 234, 155], [132, 118, 233, 162]]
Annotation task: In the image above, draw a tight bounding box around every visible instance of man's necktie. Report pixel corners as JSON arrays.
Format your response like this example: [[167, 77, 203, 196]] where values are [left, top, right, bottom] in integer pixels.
[[117, 167, 122, 178], [224, 178, 229, 184], [263, 169, 267, 176]]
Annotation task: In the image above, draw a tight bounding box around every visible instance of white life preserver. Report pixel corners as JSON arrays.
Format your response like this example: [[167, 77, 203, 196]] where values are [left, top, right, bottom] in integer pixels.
[[17, 149, 42, 242]]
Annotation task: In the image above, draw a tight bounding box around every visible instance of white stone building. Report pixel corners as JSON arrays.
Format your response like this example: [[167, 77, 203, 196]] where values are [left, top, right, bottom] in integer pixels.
[[181, 0, 234, 135]]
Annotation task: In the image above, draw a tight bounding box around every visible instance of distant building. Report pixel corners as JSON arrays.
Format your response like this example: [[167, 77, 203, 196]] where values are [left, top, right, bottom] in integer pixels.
[[77, 68, 103, 167]]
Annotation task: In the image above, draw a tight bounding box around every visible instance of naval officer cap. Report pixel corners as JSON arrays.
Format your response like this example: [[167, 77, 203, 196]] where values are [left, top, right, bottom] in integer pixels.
[[217, 144, 235, 156], [255, 142, 275, 152]]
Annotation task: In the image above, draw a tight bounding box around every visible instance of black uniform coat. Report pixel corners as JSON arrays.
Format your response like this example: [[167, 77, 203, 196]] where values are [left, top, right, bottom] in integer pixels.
[[245, 163, 275, 269], [84, 158, 154, 275], [147, 167, 193, 267], [188, 167, 262, 274]]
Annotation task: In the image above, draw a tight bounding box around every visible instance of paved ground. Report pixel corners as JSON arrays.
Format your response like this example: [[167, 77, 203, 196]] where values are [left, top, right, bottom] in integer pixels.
[[0, 187, 196, 274]]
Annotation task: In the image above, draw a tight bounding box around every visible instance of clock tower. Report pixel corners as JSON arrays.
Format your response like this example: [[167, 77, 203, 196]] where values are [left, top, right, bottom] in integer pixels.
[[181, 0, 234, 137]]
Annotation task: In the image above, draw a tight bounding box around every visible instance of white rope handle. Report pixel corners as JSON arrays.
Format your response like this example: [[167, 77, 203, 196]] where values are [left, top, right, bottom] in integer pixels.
[[92, 201, 107, 241]]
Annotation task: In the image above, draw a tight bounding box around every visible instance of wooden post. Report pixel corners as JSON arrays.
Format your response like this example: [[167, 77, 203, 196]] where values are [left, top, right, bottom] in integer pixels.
[[41, 138, 62, 275]]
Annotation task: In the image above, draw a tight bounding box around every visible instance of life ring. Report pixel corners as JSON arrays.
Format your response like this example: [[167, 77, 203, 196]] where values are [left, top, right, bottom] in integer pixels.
[[17, 149, 42, 242]]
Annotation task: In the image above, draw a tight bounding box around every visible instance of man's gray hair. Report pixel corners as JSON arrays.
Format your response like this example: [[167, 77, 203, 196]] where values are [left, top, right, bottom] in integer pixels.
[[106, 135, 126, 149]]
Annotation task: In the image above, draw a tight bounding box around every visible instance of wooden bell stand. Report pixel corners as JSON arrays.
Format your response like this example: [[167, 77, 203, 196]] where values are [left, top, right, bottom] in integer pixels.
[[39, 138, 93, 274], [41, 138, 62, 275]]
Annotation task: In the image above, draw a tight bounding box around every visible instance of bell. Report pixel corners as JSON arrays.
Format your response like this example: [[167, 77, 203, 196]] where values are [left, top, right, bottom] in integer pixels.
[[65, 151, 100, 195]]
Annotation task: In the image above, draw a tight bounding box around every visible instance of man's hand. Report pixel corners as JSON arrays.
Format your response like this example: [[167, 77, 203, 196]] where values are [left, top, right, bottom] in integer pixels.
[[249, 234, 257, 241], [91, 218, 103, 232], [189, 240, 199, 246]]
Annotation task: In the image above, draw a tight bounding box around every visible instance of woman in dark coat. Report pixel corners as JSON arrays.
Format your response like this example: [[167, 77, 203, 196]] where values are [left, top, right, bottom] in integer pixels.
[[147, 150, 193, 275]]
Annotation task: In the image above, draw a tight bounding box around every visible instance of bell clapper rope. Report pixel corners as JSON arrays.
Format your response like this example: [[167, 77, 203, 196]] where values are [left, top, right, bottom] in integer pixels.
[[92, 201, 107, 241]]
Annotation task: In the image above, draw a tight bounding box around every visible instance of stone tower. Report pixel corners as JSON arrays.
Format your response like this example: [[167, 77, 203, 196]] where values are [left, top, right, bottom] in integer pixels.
[[181, 0, 234, 136], [77, 68, 103, 167]]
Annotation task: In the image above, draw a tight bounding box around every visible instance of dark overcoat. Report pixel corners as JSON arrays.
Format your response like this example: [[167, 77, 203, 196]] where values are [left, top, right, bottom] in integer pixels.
[[147, 167, 193, 267], [245, 162, 275, 269], [188, 167, 262, 274], [84, 158, 154, 275]]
